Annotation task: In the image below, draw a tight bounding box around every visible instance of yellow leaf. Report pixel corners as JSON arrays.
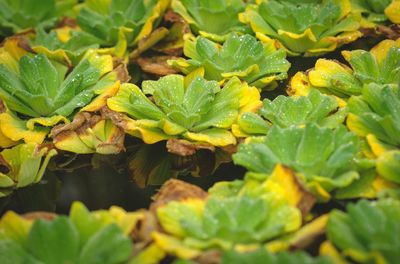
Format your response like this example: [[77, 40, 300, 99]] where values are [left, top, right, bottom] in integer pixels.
[[26, 115, 69, 130], [184, 129, 236, 147], [81, 81, 120, 112], [385, 0, 400, 24], [0, 211, 32, 245], [369, 39, 400, 65], [320, 241, 348, 264], [0, 112, 48, 144], [309, 59, 352, 87], [152, 232, 201, 260]]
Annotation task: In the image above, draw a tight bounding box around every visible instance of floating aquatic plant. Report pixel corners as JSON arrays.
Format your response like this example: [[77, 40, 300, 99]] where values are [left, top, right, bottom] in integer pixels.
[[0, 0, 76, 37], [0, 143, 56, 197], [325, 199, 400, 264], [171, 0, 249, 42], [0, 201, 141, 263], [347, 83, 400, 183], [75, 0, 169, 57], [289, 38, 400, 98], [107, 74, 261, 150], [233, 124, 360, 199], [351, 0, 400, 27], [169, 33, 290, 89], [154, 177, 301, 259], [233, 89, 347, 137], [240, 0, 362, 56], [0, 39, 119, 148]]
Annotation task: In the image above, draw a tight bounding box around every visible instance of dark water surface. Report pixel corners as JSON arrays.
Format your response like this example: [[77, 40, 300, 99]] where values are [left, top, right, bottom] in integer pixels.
[[0, 141, 245, 215]]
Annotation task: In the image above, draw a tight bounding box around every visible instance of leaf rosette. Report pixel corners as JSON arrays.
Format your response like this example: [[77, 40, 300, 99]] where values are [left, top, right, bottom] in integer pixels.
[[351, 0, 400, 27], [325, 199, 400, 264], [75, 0, 169, 57], [169, 33, 291, 89], [27, 26, 100, 66], [0, 39, 120, 148], [220, 249, 333, 264], [107, 74, 261, 149], [289, 38, 400, 98], [171, 0, 250, 42], [154, 179, 301, 260], [0, 201, 142, 263], [233, 124, 360, 200], [239, 0, 362, 56], [0, 0, 76, 37], [347, 83, 400, 183], [233, 89, 347, 137], [0, 143, 56, 197]]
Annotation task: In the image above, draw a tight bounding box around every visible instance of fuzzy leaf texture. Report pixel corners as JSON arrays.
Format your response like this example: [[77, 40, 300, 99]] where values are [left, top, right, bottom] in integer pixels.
[[236, 89, 347, 136], [169, 33, 290, 89], [107, 74, 261, 146], [351, 0, 394, 25], [327, 199, 400, 264], [157, 195, 300, 246], [171, 0, 249, 41], [233, 124, 360, 195], [347, 83, 400, 183], [0, 52, 115, 118], [0, 0, 76, 36], [221, 249, 333, 264], [0, 202, 137, 264], [29, 27, 100, 64], [240, 0, 361, 55], [76, 0, 165, 47], [299, 39, 400, 98]]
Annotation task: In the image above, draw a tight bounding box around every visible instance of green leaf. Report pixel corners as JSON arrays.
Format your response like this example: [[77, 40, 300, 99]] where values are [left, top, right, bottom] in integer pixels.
[[108, 75, 251, 146], [238, 89, 347, 136], [0, 202, 135, 264], [108, 83, 167, 121], [78, 224, 133, 264], [376, 150, 400, 184], [30, 27, 100, 62], [240, 0, 361, 55], [328, 199, 400, 263], [0, 64, 38, 117], [0, 0, 76, 36], [347, 83, 400, 147], [76, 0, 164, 47], [345, 46, 400, 86], [172, 0, 249, 38], [0, 239, 41, 264], [157, 194, 300, 247], [351, 0, 393, 23], [0, 143, 56, 193], [27, 217, 80, 264], [233, 124, 359, 194], [304, 39, 400, 98], [191, 77, 240, 131], [170, 33, 290, 89], [0, 51, 115, 119], [70, 202, 107, 246], [221, 248, 333, 264]]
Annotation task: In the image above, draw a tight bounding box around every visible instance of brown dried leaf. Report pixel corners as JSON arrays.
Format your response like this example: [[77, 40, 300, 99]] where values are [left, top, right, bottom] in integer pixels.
[[137, 55, 179, 76], [130, 210, 159, 243], [22, 212, 57, 221], [166, 139, 215, 157], [129, 27, 169, 60], [150, 179, 207, 212], [112, 58, 131, 83]]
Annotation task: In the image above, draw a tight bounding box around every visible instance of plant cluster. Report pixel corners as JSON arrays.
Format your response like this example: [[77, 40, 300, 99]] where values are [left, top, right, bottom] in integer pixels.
[[0, 0, 399, 263]]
